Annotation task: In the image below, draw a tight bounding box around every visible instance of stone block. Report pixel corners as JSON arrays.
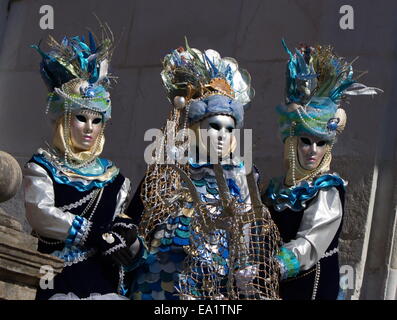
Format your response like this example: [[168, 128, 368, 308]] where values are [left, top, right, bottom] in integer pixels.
[[0, 213, 63, 300], [0, 210, 22, 232], [0, 280, 36, 300], [0, 241, 63, 289]]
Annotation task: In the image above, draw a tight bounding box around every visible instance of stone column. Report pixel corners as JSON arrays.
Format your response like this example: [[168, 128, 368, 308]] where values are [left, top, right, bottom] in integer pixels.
[[0, 151, 63, 300], [385, 205, 397, 300]]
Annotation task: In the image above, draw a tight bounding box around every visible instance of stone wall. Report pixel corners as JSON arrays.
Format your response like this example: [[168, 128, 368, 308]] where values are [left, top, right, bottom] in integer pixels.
[[0, 0, 395, 299]]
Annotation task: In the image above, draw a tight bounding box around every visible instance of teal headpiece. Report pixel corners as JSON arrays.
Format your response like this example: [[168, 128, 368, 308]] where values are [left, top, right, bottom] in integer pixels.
[[277, 39, 382, 141], [32, 27, 114, 121]]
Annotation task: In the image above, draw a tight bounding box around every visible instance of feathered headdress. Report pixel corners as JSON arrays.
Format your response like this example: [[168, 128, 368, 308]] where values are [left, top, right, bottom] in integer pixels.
[[277, 39, 382, 141], [161, 38, 254, 127], [32, 23, 114, 121]]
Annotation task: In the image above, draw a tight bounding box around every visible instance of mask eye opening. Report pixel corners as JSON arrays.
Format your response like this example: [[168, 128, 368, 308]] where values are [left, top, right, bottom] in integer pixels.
[[209, 123, 221, 131], [76, 115, 87, 123], [300, 137, 311, 145], [92, 117, 102, 124]]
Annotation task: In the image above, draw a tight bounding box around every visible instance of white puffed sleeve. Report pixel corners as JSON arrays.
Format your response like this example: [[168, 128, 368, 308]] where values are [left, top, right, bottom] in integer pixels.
[[283, 187, 343, 271], [23, 162, 76, 241], [112, 177, 131, 219]]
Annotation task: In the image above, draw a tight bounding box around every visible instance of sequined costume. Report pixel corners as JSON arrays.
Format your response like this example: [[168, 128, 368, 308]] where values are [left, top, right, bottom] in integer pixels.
[[263, 40, 381, 300], [130, 161, 259, 299], [128, 40, 280, 300], [24, 26, 141, 300]]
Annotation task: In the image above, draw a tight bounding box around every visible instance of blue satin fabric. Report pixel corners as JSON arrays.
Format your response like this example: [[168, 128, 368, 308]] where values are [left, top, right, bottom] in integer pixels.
[[65, 216, 87, 247], [52, 245, 95, 264], [266, 174, 345, 212], [33, 154, 117, 192]]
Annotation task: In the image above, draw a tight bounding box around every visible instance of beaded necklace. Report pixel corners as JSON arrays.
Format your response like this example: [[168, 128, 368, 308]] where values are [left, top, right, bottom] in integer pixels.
[[36, 188, 104, 245]]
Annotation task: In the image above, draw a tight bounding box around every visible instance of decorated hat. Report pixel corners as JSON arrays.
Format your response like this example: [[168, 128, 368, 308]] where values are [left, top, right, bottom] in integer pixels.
[[160, 38, 254, 128], [32, 25, 114, 121], [277, 39, 382, 141]]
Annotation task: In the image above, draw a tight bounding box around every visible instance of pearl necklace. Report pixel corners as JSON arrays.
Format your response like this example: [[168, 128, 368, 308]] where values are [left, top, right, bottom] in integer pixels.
[[296, 106, 330, 137]]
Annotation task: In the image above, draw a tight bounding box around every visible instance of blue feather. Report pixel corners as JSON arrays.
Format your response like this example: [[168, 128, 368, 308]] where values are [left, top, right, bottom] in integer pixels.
[[225, 64, 233, 86], [30, 44, 51, 60], [295, 49, 308, 77], [88, 32, 97, 52], [204, 53, 219, 78], [171, 50, 183, 67], [61, 36, 68, 47], [76, 40, 91, 54], [281, 38, 294, 60]]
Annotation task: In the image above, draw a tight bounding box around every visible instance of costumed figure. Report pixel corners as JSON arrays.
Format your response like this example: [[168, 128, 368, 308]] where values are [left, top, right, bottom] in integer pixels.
[[24, 25, 141, 300], [263, 40, 382, 300], [129, 39, 281, 300]]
